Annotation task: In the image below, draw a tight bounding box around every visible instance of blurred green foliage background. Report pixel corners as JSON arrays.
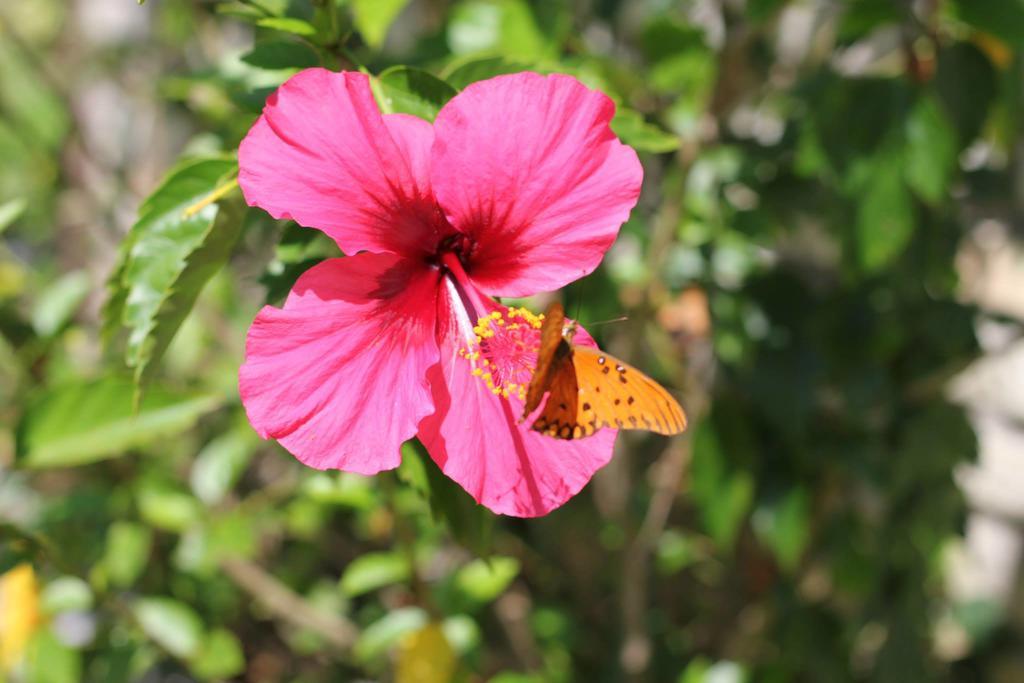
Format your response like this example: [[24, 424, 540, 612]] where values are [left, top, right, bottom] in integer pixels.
[[1, 0, 1022, 681]]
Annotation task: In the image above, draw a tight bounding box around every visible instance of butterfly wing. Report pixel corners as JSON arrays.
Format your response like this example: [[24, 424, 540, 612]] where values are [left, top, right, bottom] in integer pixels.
[[522, 302, 569, 419], [529, 346, 582, 439], [569, 346, 687, 437]]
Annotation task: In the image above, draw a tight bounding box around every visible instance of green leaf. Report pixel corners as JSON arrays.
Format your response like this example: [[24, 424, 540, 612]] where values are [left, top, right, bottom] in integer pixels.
[[948, 0, 1024, 46], [752, 488, 810, 572], [400, 442, 494, 555], [0, 197, 26, 234], [27, 629, 82, 683], [16, 376, 221, 468], [354, 607, 428, 663], [189, 628, 246, 679], [454, 556, 519, 604], [31, 270, 90, 338], [105, 159, 237, 377], [103, 522, 153, 588], [904, 97, 958, 204], [442, 55, 534, 90], [339, 551, 411, 597], [256, 17, 317, 36], [447, 0, 548, 59], [115, 158, 242, 390], [611, 108, 680, 154], [690, 425, 753, 549], [40, 576, 93, 614], [242, 40, 320, 70], [375, 67, 458, 122], [857, 155, 914, 272], [137, 480, 202, 533], [352, 0, 411, 48], [190, 427, 257, 505], [133, 597, 204, 659]]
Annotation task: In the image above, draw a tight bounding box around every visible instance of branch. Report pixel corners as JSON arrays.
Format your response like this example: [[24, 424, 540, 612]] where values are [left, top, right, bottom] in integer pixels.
[[220, 556, 358, 652]]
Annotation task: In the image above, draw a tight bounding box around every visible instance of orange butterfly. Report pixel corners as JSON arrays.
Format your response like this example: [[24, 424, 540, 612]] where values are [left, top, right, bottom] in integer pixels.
[[522, 302, 687, 440]]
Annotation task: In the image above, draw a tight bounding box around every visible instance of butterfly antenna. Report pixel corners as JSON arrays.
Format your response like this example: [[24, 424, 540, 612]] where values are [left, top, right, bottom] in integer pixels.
[[584, 315, 629, 328]]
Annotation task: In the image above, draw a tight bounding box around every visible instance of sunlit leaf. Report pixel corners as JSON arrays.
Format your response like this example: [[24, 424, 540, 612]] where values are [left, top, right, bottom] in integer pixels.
[[39, 576, 92, 614], [16, 376, 221, 468], [256, 17, 317, 37], [375, 66, 458, 121], [612, 108, 680, 154], [354, 607, 428, 663], [352, 0, 411, 48], [137, 481, 202, 533], [132, 597, 204, 659], [26, 629, 81, 683], [103, 522, 153, 588], [453, 557, 519, 604], [189, 628, 245, 679], [105, 158, 240, 392], [0, 197, 26, 234], [339, 551, 411, 597], [447, 0, 548, 59], [189, 427, 257, 505], [442, 55, 534, 90], [31, 270, 89, 338]]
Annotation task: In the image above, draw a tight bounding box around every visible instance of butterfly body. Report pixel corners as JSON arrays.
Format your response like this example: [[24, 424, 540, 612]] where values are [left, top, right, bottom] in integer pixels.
[[523, 303, 687, 439]]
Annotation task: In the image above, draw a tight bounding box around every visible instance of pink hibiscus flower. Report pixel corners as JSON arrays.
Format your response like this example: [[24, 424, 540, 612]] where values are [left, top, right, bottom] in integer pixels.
[[238, 68, 642, 517]]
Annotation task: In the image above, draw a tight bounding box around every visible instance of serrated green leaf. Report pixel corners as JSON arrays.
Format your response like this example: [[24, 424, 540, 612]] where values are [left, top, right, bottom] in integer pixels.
[[133, 597, 204, 659], [16, 376, 221, 468], [126, 170, 242, 390], [375, 66, 458, 121], [352, 0, 410, 48], [105, 158, 239, 389], [242, 40, 320, 70], [611, 108, 680, 154], [339, 551, 411, 597], [257, 16, 317, 36]]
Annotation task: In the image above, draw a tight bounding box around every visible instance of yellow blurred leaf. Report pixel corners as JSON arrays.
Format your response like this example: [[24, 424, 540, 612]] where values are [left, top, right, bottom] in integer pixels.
[[0, 564, 41, 671], [396, 622, 456, 683]]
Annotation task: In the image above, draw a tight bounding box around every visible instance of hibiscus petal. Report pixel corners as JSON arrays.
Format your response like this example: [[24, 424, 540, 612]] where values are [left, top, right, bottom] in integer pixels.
[[431, 72, 643, 297], [240, 253, 441, 474], [417, 283, 617, 516], [239, 69, 441, 256]]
